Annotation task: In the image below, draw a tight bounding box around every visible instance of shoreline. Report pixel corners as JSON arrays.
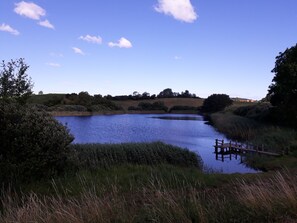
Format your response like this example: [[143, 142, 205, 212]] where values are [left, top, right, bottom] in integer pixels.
[[50, 110, 199, 117]]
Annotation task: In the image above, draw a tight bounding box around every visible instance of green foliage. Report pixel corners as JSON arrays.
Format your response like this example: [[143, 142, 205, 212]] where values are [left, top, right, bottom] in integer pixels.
[[0, 58, 33, 104], [0, 103, 74, 184], [202, 94, 233, 113], [157, 88, 174, 98], [268, 44, 297, 127], [29, 92, 122, 111], [169, 105, 199, 112], [233, 103, 271, 121], [68, 142, 203, 170], [128, 101, 168, 112]]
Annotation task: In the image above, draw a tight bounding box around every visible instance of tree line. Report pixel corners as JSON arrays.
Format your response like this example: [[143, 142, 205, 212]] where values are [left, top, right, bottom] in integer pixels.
[[105, 88, 199, 101]]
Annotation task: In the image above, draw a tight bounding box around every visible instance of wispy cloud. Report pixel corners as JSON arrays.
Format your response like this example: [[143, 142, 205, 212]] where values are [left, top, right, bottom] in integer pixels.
[[108, 37, 132, 48], [174, 56, 182, 60], [39, 20, 54, 29], [46, 62, 61, 67], [154, 0, 197, 23], [50, 52, 64, 57], [0, 23, 20, 35], [72, 47, 85, 55], [14, 1, 55, 29], [79, 35, 102, 44]]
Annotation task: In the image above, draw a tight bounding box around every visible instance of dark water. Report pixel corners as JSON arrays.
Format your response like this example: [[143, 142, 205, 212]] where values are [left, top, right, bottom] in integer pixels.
[[56, 114, 258, 173]]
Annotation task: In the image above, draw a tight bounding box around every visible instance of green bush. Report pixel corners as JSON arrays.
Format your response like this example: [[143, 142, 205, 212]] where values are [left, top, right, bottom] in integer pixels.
[[0, 103, 74, 184], [202, 94, 233, 113]]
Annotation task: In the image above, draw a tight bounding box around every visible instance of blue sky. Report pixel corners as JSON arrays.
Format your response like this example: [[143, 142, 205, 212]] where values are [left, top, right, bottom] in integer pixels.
[[1, 0, 296, 99]]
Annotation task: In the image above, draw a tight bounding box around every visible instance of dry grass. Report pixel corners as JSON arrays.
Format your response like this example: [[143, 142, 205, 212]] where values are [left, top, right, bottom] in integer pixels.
[[1, 170, 297, 223], [237, 171, 297, 213]]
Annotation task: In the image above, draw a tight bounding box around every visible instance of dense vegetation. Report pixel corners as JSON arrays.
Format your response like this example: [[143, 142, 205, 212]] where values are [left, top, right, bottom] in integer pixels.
[[201, 94, 233, 113], [209, 102, 297, 171], [128, 101, 169, 112], [0, 102, 73, 184], [69, 142, 202, 170], [268, 43, 297, 128]]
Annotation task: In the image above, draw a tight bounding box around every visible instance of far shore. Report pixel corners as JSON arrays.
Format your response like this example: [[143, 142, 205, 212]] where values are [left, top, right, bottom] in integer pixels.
[[50, 110, 199, 117]]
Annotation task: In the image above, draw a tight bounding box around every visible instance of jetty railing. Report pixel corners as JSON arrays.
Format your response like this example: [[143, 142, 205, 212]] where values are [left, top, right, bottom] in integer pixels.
[[214, 139, 282, 157]]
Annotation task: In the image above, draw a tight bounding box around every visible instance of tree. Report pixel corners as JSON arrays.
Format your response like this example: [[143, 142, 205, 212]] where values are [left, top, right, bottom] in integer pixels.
[[158, 88, 174, 98], [267, 44, 297, 127], [0, 103, 74, 183], [202, 94, 233, 113], [0, 58, 33, 103]]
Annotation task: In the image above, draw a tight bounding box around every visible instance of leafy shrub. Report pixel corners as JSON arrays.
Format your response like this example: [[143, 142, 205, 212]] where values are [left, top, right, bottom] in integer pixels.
[[0, 103, 73, 184], [202, 94, 233, 113], [169, 105, 199, 112], [130, 101, 168, 112], [233, 103, 271, 121], [49, 105, 88, 112]]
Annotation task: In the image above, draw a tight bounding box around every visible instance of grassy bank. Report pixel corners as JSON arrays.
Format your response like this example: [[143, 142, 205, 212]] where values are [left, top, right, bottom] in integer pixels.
[[209, 103, 297, 171], [1, 142, 297, 222], [1, 167, 296, 222]]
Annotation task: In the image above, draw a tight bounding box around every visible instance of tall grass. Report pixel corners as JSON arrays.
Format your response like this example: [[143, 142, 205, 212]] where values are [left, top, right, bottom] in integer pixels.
[[210, 113, 297, 152], [210, 111, 297, 170], [68, 142, 203, 170], [1, 170, 296, 222]]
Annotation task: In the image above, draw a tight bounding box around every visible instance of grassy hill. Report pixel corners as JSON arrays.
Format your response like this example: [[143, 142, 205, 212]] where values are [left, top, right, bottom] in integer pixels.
[[28, 94, 204, 114], [114, 98, 204, 112]]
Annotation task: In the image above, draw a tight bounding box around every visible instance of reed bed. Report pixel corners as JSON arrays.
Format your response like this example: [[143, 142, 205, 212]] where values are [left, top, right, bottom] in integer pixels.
[[68, 142, 203, 170], [210, 113, 297, 151], [1, 170, 296, 223]]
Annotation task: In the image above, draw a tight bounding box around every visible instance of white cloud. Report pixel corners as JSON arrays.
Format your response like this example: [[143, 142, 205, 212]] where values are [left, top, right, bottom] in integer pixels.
[[0, 23, 20, 35], [154, 0, 197, 23], [79, 35, 102, 44], [72, 47, 85, 55], [108, 37, 132, 48], [14, 1, 46, 20], [46, 62, 61, 67], [174, 56, 182, 60], [39, 20, 54, 29]]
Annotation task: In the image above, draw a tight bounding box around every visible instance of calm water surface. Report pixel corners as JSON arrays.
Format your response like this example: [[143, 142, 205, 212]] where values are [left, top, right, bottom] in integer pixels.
[[56, 114, 258, 173]]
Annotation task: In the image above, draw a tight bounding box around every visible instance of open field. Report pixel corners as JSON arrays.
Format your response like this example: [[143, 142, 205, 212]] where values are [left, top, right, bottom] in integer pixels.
[[113, 97, 204, 112]]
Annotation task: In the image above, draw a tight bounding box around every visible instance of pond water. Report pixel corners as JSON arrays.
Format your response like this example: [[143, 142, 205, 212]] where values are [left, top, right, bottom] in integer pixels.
[[56, 114, 258, 173]]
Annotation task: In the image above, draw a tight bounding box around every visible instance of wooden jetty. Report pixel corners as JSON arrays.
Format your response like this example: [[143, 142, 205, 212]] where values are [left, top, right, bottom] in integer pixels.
[[214, 139, 282, 157]]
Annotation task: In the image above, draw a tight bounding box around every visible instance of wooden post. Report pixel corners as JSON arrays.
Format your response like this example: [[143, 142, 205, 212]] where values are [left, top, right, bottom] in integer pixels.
[[215, 139, 218, 147]]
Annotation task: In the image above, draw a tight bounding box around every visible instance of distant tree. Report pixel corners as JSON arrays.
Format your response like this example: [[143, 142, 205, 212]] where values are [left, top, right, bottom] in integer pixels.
[[104, 94, 113, 100], [180, 90, 191, 98], [0, 58, 33, 103], [267, 44, 297, 127], [38, 91, 43, 95], [133, 91, 141, 98], [202, 94, 233, 113], [78, 91, 92, 107], [158, 88, 174, 98], [142, 92, 150, 99], [150, 94, 156, 99]]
